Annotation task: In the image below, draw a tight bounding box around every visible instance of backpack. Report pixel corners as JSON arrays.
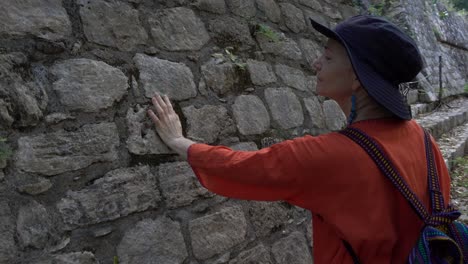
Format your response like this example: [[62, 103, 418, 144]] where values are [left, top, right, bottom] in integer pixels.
[[339, 127, 468, 264]]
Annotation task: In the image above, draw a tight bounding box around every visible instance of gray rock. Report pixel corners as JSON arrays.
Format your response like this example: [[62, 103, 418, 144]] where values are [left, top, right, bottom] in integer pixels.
[[201, 60, 239, 95], [256, 0, 281, 23], [16, 175, 53, 195], [158, 162, 213, 209], [246, 60, 277, 86], [78, 0, 148, 51], [15, 123, 120, 176], [126, 104, 174, 155], [190, 206, 247, 260], [182, 105, 235, 143], [0, 202, 16, 262], [196, 0, 227, 14], [117, 217, 188, 264], [306, 75, 318, 94], [45, 113, 76, 124], [256, 31, 303, 61], [265, 88, 304, 129], [208, 17, 255, 50], [226, 0, 256, 18], [272, 232, 312, 264], [50, 59, 128, 112], [298, 38, 322, 68], [407, 89, 419, 104], [323, 5, 342, 20], [304, 97, 326, 128], [148, 7, 210, 51], [134, 53, 197, 100], [323, 100, 346, 131], [0, 0, 71, 40], [279, 3, 306, 33], [0, 171, 4, 181], [298, 0, 323, 11], [248, 201, 290, 237], [34, 251, 98, 264], [232, 95, 270, 135], [275, 64, 307, 91], [230, 142, 258, 151], [229, 244, 272, 264], [17, 201, 51, 249], [57, 166, 160, 230]]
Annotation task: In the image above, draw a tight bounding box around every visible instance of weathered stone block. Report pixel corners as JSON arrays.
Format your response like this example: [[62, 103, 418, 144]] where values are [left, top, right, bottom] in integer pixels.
[[148, 7, 210, 51], [57, 166, 160, 230], [275, 64, 308, 91], [304, 97, 326, 128], [229, 244, 271, 264], [126, 105, 174, 155], [208, 17, 255, 50], [299, 38, 322, 68], [247, 60, 277, 86], [232, 95, 271, 135], [158, 162, 213, 208], [272, 232, 312, 264], [33, 251, 98, 264], [78, 0, 148, 51], [298, 0, 323, 11], [15, 123, 120, 176], [134, 54, 197, 100], [226, 0, 256, 18], [229, 142, 259, 151], [323, 100, 346, 131], [50, 59, 128, 112], [17, 201, 51, 249], [0, 0, 71, 40], [190, 206, 247, 260], [183, 105, 235, 143], [117, 218, 188, 264], [201, 60, 239, 95], [249, 201, 290, 237], [256, 31, 303, 61], [256, 0, 281, 23], [265, 88, 304, 129], [196, 0, 227, 14], [279, 3, 306, 33], [0, 202, 17, 263]]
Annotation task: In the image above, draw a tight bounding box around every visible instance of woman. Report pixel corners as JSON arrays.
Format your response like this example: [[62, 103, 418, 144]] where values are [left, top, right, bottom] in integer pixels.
[[147, 15, 451, 263]]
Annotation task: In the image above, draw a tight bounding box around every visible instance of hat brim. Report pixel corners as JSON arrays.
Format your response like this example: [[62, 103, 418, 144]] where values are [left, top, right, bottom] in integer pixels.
[[309, 18, 411, 120]]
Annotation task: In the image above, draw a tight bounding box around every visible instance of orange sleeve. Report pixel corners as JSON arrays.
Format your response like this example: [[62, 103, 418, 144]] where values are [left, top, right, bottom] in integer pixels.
[[187, 136, 319, 201]]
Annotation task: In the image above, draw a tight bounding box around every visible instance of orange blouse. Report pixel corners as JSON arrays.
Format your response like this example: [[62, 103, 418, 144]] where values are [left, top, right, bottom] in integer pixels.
[[187, 118, 451, 263]]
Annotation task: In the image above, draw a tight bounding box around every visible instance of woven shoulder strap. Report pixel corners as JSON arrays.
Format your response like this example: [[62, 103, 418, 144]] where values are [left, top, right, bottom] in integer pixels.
[[339, 127, 459, 225]]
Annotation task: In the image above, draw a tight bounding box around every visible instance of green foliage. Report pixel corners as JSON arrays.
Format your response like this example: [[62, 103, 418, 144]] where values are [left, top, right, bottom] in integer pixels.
[[452, 156, 468, 188], [438, 10, 449, 18], [368, 3, 385, 16], [464, 83, 468, 93], [0, 137, 11, 163], [113, 256, 119, 264], [255, 24, 279, 42]]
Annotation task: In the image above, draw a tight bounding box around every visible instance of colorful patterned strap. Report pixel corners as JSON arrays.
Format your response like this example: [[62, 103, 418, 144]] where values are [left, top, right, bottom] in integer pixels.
[[339, 127, 458, 226]]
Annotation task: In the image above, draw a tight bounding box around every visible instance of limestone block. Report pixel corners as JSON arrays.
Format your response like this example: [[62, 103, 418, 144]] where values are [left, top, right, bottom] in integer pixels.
[[246, 60, 277, 86], [14, 123, 120, 176], [248, 201, 290, 237], [117, 218, 188, 264], [33, 252, 98, 264], [126, 105, 174, 155], [50, 59, 128, 112], [17, 201, 51, 249], [279, 3, 306, 33], [208, 17, 255, 50], [226, 0, 256, 18], [229, 244, 272, 264], [304, 97, 326, 128], [298, 0, 323, 11], [272, 232, 312, 264], [148, 7, 210, 51], [256, 0, 281, 23], [0, 0, 71, 40], [190, 206, 247, 260], [183, 105, 236, 143], [232, 95, 271, 135], [201, 60, 239, 95], [196, 0, 227, 14], [323, 100, 346, 131], [78, 0, 148, 51], [158, 162, 213, 209], [256, 31, 303, 61], [0, 202, 17, 263], [265, 88, 304, 129], [56, 166, 160, 230], [134, 54, 197, 100], [275, 64, 307, 91]]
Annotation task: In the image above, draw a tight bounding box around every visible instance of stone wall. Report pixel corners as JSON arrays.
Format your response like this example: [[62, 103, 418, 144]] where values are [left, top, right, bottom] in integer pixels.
[[0, 0, 466, 264]]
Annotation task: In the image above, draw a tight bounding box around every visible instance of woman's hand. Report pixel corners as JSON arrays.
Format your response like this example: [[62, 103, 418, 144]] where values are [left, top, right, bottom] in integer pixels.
[[147, 93, 195, 159]]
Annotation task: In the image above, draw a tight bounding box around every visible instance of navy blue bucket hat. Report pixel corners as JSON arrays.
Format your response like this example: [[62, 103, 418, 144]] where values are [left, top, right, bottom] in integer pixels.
[[310, 15, 423, 120]]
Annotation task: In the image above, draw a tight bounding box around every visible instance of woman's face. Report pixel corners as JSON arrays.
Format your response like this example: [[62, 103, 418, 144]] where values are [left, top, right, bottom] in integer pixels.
[[312, 39, 358, 102]]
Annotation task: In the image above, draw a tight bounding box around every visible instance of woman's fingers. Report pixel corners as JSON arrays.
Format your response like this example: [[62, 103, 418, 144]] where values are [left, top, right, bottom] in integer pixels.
[[152, 95, 165, 116], [147, 109, 160, 125], [163, 95, 174, 114]]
